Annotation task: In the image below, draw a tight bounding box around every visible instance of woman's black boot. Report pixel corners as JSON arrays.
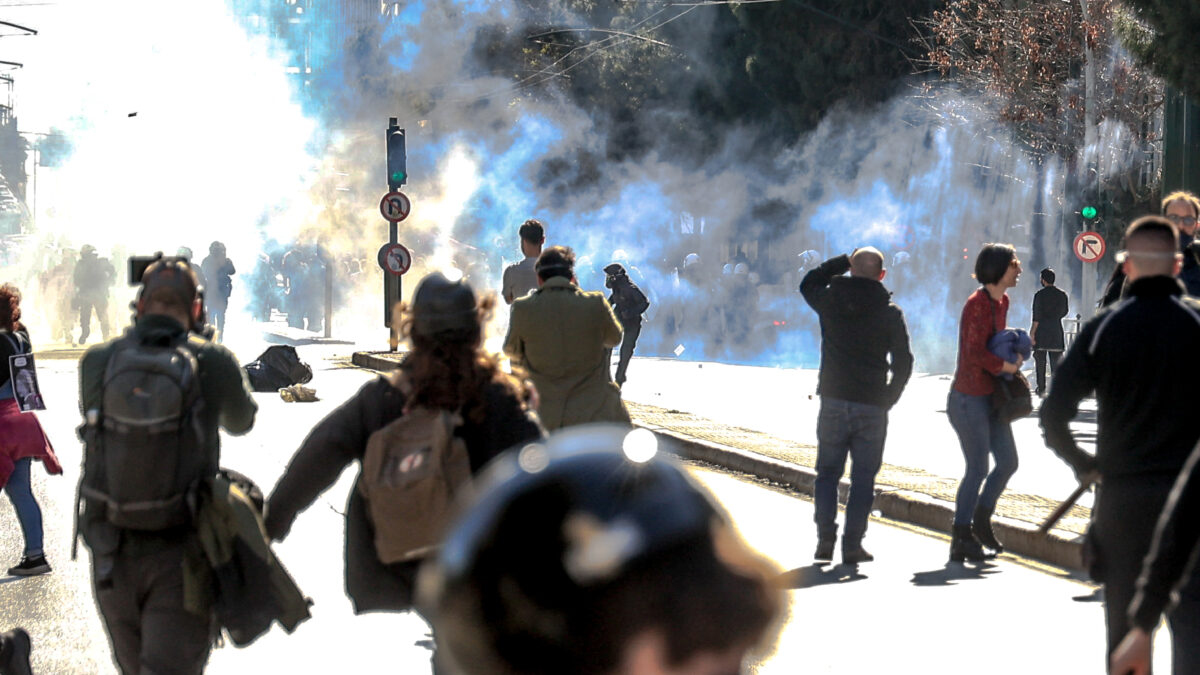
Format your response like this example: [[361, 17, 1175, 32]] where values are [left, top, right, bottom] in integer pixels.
[[949, 524, 988, 563], [972, 505, 1004, 554]]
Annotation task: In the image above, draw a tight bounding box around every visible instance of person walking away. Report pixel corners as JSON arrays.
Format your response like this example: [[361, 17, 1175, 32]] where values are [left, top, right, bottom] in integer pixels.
[[947, 244, 1024, 561], [799, 249, 913, 564], [1041, 216, 1200, 672], [1111, 434, 1200, 675], [0, 284, 61, 576], [77, 258, 257, 674], [604, 262, 649, 386], [73, 245, 116, 345], [200, 241, 235, 342], [264, 272, 542, 671], [1030, 267, 1069, 396], [419, 425, 782, 675], [504, 246, 628, 431], [501, 219, 544, 305]]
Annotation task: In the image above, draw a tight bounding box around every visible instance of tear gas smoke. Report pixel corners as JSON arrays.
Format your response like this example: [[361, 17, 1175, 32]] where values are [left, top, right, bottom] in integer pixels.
[[0, 1, 1144, 372]]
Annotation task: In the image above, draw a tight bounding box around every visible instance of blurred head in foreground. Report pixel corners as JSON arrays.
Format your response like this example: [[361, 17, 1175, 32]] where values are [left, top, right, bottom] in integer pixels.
[[419, 424, 782, 675]]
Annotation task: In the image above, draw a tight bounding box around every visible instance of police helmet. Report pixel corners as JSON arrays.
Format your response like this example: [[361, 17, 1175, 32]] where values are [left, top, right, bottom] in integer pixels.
[[411, 271, 479, 338], [419, 425, 747, 674], [603, 262, 626, 277], [683, 253, 700, 267]]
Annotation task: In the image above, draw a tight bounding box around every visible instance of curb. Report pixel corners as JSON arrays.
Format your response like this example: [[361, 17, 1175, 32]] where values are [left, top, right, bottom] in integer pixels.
[[352, 351, 1084, 571]]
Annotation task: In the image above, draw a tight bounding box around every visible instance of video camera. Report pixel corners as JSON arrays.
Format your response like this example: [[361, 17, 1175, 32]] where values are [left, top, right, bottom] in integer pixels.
[[126, 252, 213, 338]]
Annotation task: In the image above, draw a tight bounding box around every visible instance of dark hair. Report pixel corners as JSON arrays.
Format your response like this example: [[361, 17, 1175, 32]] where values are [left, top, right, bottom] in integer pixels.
[[1124, 216, 1179, 251], [519, 219, 545, 244], [1040, 268, 1055, 284], [973, 243, 1016, 285], [536, 246, 575, 281], [392, 293, 528, 425], [0, 283, 22, 332], [1161, 191, 1200, 218]]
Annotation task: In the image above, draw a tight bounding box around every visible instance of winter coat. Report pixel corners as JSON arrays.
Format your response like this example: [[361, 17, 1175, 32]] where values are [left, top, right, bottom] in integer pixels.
[[799, 255, 913, 409], [504, 276, 630, 430], [987, 328, 1032, 379], [263, 372, 543, 613], [1031, 284, 1069, 350]]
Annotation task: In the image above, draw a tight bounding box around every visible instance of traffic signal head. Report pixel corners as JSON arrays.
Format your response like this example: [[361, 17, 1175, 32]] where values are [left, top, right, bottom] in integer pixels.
[[387, 127, 407, 190]]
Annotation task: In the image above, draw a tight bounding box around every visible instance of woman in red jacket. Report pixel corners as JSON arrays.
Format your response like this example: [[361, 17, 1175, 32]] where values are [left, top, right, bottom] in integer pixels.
[[947, 244, 1024, 562], [0, 283, 62, 576]]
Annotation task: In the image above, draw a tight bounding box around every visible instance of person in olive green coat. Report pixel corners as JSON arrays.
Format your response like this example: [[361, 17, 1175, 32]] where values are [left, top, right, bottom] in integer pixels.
[[504, 246, 630, 430]]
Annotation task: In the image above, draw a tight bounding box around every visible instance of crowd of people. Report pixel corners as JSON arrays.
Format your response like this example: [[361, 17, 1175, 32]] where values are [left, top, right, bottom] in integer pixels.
[[0, 192, 1199, 673]]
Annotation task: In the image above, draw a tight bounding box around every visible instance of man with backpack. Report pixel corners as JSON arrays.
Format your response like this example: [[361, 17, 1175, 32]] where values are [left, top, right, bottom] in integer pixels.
[[604, 262, 649, 386], [77, 256, 258, 674]]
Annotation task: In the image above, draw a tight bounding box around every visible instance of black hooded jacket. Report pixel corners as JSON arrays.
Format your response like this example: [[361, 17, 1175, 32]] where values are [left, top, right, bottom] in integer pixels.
[[800, 255, 913, 409]]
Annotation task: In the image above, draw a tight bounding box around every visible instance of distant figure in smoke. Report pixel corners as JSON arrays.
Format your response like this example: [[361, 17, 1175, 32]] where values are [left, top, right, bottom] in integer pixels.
[[800, 249, 913, 564], [502, 219, 544, 305], [281, 244, 323, 331], [39, 247, 75, 343], [1029, 267, 1068, 397], [504, 246, 629, 430], [1101, 190, 1200, 306], [201, 241, 236, 341], [175, 246, 208, 298], [604, 262, 650, 386], [73, 245, 116, 345]]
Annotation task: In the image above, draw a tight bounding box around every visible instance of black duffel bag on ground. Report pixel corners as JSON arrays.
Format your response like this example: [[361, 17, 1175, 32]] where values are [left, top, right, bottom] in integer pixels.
[[242, 346, 313, 392]]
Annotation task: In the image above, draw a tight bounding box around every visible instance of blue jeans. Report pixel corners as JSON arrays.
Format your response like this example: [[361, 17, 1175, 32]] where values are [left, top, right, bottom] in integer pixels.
[[5, 457, 43, 556], [947, 390, 1018, 525], [814, 398, 888, 544]]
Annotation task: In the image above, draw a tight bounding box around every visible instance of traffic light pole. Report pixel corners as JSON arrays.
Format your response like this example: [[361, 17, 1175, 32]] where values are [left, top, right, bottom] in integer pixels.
[[384, 117, 406, 351]]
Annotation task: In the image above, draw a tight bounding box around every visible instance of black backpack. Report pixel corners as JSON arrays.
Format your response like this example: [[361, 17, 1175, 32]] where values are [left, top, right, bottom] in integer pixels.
[[79, 333, 210, 531]]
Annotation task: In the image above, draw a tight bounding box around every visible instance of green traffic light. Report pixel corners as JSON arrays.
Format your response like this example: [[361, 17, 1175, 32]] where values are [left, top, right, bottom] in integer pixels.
[[1082, 206, 1098, 219], [391, 170, 406, 183]]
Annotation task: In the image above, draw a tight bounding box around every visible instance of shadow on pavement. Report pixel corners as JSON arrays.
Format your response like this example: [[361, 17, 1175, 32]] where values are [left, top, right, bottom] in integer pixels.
[[777, 563, 867, 590], [1072, 587, 1103, 603], [910, 562, 1001, 587]]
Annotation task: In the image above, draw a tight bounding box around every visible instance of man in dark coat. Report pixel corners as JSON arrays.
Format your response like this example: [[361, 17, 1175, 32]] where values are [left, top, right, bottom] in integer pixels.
[[1030, 267, 1069, 396], [604, 262, 649, 386], [1041, 216, 1200, 669], [800, 248, 913, 564]]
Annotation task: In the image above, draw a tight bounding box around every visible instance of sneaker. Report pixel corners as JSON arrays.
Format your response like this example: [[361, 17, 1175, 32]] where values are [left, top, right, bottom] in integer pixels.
[[0, 627, 31, 675], [814, 537, 835, 562], [842, 545, 874, 565], [7, 555, 50, 577]]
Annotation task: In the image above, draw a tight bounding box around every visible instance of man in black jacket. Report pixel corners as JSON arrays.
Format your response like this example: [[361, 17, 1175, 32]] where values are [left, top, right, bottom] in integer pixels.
[[1030, 268, 1069, 396], [800, 248, 913, 564], [1111, 438, 1200, 675], [604, 262, 649, 386], [1040, 216, 1200, 669]]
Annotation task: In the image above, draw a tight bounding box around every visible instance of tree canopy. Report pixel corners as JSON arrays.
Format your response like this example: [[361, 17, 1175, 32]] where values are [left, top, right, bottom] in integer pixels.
[[1117, 1, 1200, 99]]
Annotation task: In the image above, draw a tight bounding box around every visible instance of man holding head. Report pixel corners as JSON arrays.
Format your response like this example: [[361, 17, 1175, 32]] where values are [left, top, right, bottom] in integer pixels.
[[504, 245, 629, 431], [1041, 216, 1200, 671], [800, 248, 913, 564], [501, 218, 545, 305]]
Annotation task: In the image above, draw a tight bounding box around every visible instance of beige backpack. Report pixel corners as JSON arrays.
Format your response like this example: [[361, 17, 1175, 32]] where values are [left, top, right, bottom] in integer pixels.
[[359, 379, 470, 564]]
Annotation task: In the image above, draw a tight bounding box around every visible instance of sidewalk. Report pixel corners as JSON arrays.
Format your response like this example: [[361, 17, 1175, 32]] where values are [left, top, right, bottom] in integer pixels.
[[351, 352, 1091, 572]]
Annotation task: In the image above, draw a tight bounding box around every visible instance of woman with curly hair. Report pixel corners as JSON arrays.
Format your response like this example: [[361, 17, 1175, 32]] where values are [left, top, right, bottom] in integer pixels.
[[264, 271, 544, 644], [0, 283, 62, 576]]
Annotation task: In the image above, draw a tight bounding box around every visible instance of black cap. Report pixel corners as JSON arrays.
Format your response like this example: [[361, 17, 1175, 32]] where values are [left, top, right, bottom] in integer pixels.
[[603, 262, 626, 276], [411, 272, 479, 337]]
